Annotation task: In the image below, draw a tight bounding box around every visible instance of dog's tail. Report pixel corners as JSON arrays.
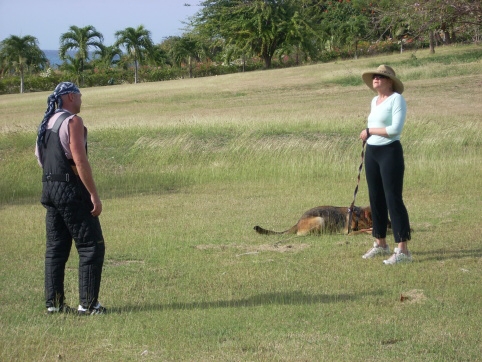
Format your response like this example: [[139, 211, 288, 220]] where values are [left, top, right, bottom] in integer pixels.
[[253, 224, 297, 235]]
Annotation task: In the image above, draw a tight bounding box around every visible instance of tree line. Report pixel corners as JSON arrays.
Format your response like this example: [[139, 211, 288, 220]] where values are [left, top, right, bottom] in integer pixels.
[[1, 0, 480, 94]]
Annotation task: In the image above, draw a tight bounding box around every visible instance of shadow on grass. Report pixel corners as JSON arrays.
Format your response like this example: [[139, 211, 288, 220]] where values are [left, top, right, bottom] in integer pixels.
[[109, 289, 384, 314], [415, 247, 482, 262]]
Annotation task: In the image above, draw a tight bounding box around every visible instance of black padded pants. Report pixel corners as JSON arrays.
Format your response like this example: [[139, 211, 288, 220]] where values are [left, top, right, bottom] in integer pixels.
[[365, 141, 411, 243], [43, 180, 105, 309]]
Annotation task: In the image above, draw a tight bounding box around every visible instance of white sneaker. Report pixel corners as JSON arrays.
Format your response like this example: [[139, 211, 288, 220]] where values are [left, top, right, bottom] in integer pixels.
[[78, 301, 107, 315], [362, 242, 391, 259], [46, 304, 74, 314], [383, 248, 412, 265]]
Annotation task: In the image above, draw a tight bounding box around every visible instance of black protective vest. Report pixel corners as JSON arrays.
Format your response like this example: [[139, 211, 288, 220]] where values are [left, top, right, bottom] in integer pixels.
[[40, 112, 77, 182]]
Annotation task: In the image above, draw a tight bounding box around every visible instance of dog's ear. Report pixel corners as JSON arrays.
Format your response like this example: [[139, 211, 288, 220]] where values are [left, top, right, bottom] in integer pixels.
[[356, 207, 372, 229]]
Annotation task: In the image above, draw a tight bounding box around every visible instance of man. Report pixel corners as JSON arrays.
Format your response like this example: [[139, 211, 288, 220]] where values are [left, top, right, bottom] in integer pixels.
[[36, 82, 106, 315]]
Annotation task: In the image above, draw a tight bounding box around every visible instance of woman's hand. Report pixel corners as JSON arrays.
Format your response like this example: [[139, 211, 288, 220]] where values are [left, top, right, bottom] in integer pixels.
[[360, 128, 370, 142]]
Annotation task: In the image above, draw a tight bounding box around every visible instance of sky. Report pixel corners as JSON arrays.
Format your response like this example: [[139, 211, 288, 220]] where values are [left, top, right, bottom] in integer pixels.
[[0, 0, 202, 50]]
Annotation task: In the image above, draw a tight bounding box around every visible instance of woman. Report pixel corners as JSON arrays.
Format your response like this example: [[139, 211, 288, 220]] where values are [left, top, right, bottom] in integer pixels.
[[359, 65, 412, 265]]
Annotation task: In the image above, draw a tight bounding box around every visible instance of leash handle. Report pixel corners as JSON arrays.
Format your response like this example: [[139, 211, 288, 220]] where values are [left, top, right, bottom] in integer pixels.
[[347, 140, 366, 234]]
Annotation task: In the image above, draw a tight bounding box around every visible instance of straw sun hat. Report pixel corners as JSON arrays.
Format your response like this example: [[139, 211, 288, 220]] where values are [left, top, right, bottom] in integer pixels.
[[362, 64, 404, 94]]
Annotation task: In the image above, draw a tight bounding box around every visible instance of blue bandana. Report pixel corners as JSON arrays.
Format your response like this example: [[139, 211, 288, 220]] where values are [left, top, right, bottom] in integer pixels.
[[36, 82, 80, 146]]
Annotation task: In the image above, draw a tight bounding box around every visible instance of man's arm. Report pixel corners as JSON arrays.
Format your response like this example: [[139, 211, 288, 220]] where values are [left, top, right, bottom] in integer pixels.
[[69, 115, 102, 216]]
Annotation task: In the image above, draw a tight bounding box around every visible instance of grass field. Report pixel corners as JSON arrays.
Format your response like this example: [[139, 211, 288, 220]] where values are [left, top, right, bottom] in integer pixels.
[[1, 44, 481, 361]]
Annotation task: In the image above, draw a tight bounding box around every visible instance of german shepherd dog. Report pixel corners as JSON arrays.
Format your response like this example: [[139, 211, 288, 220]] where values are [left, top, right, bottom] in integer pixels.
[[254, 205, 378, 236]]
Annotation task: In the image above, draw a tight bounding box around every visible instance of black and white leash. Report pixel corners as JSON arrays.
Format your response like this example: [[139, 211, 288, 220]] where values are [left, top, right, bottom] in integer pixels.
[[347, 140, 366, 234]]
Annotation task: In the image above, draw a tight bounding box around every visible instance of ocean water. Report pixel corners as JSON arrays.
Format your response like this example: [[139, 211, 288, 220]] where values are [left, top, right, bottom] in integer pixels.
[[43, 50, 87, 68], [43, 50, 64, 68]]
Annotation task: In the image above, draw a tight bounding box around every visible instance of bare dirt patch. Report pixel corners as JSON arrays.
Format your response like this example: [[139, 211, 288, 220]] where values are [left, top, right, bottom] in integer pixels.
[[107, 259, 145, 267], [195, 242, 310, 255], [399, 289, 427, 304]]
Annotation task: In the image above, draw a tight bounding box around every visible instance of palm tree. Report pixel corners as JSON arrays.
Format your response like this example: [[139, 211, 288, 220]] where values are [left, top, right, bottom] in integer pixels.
[[93, 45, 123, 69], [168, 34, 204, 78], [59, 25, 104, 84], [148, 46, 171, 68], [0, 35, 47, 93], [114, 25, 154, 84], [58, 55, 85, 85]]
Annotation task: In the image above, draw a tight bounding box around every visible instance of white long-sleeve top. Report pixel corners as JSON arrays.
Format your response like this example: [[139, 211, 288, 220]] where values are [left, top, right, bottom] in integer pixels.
[[367, 92, 407, 146]]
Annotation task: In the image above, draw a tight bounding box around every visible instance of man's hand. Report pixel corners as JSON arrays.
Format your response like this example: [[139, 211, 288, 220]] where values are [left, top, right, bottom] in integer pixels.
[[91, 194, 102, 217]]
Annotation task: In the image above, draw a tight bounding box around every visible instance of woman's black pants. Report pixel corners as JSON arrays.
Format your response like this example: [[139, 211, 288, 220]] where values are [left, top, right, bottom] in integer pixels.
[[365, 141, 411, 242]]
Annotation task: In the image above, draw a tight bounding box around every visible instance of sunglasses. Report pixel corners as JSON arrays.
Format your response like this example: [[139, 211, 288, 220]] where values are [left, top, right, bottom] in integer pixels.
[[372, 74, 388, 80]]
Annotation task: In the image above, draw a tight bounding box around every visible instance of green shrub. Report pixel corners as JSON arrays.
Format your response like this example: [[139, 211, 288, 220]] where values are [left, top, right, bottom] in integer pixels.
[[0, 76, 21, 94], [139, 66, 185, 82], [24, 73, 63, 92]]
